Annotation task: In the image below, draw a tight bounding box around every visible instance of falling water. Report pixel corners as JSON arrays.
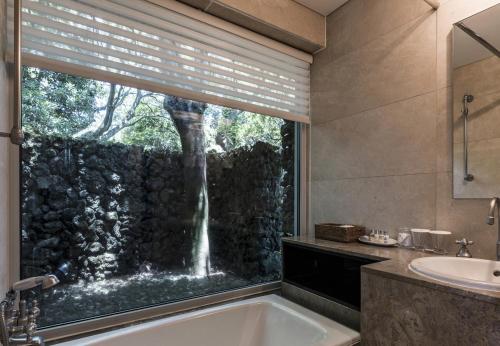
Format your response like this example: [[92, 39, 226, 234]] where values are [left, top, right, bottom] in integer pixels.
[[191, 185, 210, 277], [63, 140, 72, 170]]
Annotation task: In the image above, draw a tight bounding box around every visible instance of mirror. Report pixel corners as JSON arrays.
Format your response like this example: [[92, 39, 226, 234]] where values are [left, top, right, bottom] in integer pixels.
[[452, 4, 500, 198]]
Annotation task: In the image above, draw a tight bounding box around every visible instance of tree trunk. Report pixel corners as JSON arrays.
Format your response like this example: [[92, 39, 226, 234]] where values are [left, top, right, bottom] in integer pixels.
[[163, 96, 210, 277], [92, 84, 117, 138]]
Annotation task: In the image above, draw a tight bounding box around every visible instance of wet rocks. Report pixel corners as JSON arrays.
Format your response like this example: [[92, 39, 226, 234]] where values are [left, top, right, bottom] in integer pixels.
[[43, 221, 64, 233], [36, 237, 60, 249], [21, 134, 292, 285], [87, 242, 104, 255]]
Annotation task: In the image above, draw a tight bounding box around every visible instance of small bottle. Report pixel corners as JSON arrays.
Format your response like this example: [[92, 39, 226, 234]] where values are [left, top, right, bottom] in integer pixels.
[[369, 229, 375, 240]]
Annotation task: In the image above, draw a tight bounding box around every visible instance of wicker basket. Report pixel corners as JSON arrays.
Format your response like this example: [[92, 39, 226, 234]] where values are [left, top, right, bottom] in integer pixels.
[[315, 223, 366, 242]]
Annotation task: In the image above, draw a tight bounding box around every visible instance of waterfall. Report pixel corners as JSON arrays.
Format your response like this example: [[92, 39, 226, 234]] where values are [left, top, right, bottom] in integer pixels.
[[191, 185, 210, 277]]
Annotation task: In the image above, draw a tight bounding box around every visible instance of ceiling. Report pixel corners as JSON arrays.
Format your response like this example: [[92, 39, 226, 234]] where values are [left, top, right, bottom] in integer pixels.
[[294, 0, 350, 16]]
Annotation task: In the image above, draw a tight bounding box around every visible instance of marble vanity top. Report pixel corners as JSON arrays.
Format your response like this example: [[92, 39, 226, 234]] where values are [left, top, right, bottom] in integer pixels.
[[283, 236, 500, 305]]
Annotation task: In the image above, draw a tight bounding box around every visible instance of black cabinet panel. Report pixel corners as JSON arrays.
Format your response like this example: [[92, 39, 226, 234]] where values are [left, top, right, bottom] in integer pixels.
[[283, 242, 378, 311]]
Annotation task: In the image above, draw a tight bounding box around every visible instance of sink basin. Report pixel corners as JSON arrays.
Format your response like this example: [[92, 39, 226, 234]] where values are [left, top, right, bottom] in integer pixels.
[[409, 257, 500, 291]]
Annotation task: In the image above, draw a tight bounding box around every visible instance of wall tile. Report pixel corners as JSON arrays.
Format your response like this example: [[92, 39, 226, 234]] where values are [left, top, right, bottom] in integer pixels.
[[0, 0, 4, 59], [452, 56, 500, 144], [449, 55, 500, 198], [452, 91, 500, 144], [310, 0, 500, 258], [311, 92, 437, 181], [453, 138, 500, 198], [319, 0, 432, 62], [453, 56, 500, 97], [435, 172, 496, 259], [311, 12, 437, 124], [436, 87, 452, 173], [436, 0, 500, 89], [311, 174, 436, 234]]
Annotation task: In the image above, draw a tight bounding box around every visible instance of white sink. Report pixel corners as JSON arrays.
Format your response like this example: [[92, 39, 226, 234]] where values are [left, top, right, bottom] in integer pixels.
[[409, 257, 500, 291]]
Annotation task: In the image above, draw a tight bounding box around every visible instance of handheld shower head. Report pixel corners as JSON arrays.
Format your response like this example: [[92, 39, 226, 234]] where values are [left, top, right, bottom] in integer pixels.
[[12, 274, 59, 292], [41, 274, 60, 289], [463, 94, 474, 103]]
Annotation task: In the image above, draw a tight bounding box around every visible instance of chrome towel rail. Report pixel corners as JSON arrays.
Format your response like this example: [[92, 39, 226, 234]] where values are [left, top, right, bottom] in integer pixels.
[[462, 94, 474, 182], [0, 0, 23, 145]]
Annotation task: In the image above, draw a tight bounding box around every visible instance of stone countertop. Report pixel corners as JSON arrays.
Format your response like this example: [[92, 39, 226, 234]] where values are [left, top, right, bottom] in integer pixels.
[[283, 236, 500, 305]]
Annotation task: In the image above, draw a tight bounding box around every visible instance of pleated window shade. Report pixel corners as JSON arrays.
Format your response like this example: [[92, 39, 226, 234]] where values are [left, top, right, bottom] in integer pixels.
[[7, 0, 311, 122]]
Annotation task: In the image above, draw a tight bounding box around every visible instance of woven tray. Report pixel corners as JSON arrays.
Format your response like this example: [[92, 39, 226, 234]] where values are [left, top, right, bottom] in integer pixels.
[[315, 223, 366, 242]]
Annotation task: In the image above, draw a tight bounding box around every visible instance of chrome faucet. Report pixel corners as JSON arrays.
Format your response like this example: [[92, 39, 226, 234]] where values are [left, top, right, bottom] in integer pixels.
[[455, 238, 473, 258], [0, 275, 59, 346], [486, 197, 500, 261]]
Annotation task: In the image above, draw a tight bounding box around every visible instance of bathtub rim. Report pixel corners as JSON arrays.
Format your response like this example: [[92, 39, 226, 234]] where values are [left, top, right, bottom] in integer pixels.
[[41, 281, 280, 344], [54, 293, 361, 346]]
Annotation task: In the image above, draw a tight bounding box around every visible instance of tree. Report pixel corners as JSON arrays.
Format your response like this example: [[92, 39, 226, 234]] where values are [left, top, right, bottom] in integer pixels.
[[77, 84, 161, 142], [204, 107, 283, 152], [22, 67, 288, 278], [121, 112, 181, 151], [22, 67, 100, 137], [22, 67, 283, 152], [163, 96, 210, 277]]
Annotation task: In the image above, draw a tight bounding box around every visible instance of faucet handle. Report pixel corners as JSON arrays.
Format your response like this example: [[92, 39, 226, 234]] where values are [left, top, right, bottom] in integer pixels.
[[7, 308, 19, 326], [30, 299, 40, 318], [456, 238, 473, 258], [455, 238, 474, 245], [26, 313, 37, 335]]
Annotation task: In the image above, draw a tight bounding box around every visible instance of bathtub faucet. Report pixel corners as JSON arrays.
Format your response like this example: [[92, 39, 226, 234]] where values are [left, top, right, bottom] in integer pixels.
[[0, 274, 60, 346]]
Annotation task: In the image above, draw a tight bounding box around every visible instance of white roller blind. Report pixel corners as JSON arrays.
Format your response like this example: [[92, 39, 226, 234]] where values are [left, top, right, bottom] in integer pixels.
[[7, 0, 311, 122]]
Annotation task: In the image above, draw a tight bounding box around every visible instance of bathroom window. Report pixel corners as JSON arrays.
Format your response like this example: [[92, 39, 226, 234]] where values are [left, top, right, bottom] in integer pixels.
[[20, 67, 299, 327]]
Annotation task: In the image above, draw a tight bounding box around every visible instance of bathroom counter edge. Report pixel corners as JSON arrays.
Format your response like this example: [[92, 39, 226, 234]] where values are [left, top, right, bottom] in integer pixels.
[[282, 236, 500, 305]]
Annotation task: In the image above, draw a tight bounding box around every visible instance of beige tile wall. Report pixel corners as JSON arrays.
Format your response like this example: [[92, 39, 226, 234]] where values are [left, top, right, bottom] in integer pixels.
[[0, 0, 10, 296], [311, 0, 500, 259]]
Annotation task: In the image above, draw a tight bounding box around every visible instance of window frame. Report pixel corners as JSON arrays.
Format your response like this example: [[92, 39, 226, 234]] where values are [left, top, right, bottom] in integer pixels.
[[9, 67, 310, 341]]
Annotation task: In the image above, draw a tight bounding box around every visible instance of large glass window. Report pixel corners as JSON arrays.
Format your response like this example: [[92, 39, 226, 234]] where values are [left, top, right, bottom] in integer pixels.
[[20, 67, 298, 327]]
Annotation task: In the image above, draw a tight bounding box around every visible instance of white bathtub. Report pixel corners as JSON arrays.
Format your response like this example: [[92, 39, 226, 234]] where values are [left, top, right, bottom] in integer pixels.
[[56, 294, 360, 346]]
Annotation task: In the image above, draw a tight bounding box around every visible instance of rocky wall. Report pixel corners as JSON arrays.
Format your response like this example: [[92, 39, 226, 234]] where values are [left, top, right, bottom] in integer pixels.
[[21, 135, 291, 282], [208, 142, 284, 280]]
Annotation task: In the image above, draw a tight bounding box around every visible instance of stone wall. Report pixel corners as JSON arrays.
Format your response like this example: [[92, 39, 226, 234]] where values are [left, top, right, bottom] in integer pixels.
[[361, 271, 499, 345], [21, 134, 292, 282], [208, 142, 284, 280]]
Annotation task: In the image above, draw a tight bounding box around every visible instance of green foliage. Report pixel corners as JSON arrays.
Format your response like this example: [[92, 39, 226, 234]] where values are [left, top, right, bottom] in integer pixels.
[[22, 67, 284, 152], [22, 67, 101, 137], [205, 106, 283, 152], [121, 101, 182, 151]]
